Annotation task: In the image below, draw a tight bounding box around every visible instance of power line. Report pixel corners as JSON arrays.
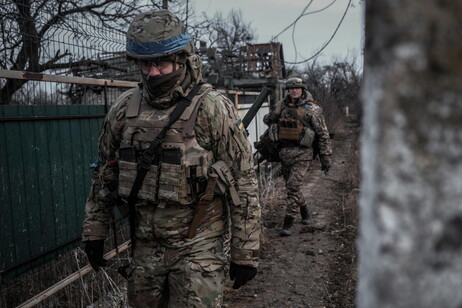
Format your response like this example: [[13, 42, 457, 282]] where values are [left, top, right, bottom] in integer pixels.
[[289, 0, 337, 63], [269, 0, 341, 64], [284, 0, 352, 65], [302, 0, 337, 17], [271, 0, 314, 41]]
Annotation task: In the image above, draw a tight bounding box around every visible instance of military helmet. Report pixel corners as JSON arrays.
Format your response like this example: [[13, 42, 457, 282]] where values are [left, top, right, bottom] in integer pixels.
[[286, 75, 307, 89], [126, 10, 193, 60]]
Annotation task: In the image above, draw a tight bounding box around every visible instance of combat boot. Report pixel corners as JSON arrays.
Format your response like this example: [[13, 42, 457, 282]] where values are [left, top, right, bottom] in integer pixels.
[[300, 206, 310, 225], [279, 216, 295, 236]]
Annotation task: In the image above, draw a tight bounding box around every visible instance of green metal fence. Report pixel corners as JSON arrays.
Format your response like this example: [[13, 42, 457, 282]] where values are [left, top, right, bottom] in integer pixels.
[[0, 105, 105, 280]]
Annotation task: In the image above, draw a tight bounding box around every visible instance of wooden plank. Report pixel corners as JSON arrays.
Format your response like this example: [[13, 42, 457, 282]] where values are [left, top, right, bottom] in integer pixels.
[[0, 69, 259, 95], [0, 69, 138, 88], [17, 240, 130, 308]]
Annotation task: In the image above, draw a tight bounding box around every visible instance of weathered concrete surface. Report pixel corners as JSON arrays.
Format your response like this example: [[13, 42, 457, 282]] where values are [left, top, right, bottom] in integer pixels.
[[358, 1, 462, 307]]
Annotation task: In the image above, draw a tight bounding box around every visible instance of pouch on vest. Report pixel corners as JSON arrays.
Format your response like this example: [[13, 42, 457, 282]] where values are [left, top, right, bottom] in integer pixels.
[[118, 142, 159, 202], [119, 143, 137, 162], [209, 160, 241, 206], [278, 118, 303, 141], [158, 147, 190, 204], [118, 160, 159, 202], [299, 127, 315, 148]]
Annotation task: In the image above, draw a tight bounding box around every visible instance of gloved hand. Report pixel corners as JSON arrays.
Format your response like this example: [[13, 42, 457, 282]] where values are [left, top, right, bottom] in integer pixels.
[[320, 155, 331, 175], [85, 240, 107, 271], [229, 262, 257, 289], [263, 112, 279, 125]]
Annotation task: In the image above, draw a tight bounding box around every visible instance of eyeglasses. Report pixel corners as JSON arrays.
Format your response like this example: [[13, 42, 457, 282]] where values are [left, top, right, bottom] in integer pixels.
[[136, 58, 173, 73]]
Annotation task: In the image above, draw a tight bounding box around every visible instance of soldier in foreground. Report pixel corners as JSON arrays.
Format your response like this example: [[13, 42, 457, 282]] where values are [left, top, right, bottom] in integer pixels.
[[263, 75, 332, 236], [82, 10, 261, 307]]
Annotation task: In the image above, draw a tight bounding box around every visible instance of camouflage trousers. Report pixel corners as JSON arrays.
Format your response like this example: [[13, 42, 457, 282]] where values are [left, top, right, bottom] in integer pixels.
[[279, 147, 312, 219], [127, 237, 226, 308]]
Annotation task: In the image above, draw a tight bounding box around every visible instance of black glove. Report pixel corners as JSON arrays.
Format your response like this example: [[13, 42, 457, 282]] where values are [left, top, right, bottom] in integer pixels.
[[229, 262, 257, 289], [85, 240, 107, 271], [320, 155, 331, 175], [263, 112, 279, 125]]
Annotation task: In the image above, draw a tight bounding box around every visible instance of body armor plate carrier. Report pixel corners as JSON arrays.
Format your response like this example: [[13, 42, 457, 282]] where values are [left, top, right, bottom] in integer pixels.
[[117, 86, 214, 205]]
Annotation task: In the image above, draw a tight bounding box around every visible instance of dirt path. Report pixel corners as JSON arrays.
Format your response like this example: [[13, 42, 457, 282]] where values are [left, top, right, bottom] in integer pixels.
[[223, 117, 360, 308]]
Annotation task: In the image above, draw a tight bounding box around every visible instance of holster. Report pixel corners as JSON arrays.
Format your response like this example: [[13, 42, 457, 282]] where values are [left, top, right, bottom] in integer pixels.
[[187, 174, 218, 239]]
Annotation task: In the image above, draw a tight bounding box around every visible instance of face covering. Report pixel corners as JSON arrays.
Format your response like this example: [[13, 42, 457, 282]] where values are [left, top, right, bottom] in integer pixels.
[[142, 65, 186, 99]]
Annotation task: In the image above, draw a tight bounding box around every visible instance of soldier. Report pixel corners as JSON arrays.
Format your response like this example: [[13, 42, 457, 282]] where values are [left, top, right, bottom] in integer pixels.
[[82, 10, 261, 307], [263, 75, 332, 236]]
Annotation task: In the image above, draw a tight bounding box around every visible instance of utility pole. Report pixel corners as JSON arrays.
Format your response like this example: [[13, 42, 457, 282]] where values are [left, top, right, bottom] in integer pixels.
[[358, 1, 462, 307]]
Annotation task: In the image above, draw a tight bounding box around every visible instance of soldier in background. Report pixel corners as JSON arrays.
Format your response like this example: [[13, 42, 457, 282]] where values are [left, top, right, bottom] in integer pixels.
[[82, 10, 260, 307], [263, 75, 332, 236]]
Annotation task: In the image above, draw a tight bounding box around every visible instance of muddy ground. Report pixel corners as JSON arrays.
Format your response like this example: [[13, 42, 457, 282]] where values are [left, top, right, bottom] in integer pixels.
[[223, 117, 360, 308]]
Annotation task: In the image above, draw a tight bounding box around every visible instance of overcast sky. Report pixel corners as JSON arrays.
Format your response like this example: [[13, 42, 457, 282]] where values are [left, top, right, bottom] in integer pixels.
[[193, 0, 364, 67]]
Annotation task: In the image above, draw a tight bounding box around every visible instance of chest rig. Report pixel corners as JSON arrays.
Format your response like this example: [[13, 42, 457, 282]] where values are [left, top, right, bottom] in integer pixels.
[[278, 104, 307, 141], [117, 86, 213, 206]]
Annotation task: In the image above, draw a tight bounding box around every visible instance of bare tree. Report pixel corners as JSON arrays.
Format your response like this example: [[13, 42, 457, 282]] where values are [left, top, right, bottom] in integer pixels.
[[207, 9, 256, 55], [0, 0, 198, 104], [197, 9, 257, 83], [290, 57, 363, 131]]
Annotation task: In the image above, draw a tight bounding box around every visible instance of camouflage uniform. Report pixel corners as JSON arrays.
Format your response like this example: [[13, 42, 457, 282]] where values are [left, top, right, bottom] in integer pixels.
[[275, 93, 332, 219], [82, 10, 260, 308], [263, 84, 332, 234]]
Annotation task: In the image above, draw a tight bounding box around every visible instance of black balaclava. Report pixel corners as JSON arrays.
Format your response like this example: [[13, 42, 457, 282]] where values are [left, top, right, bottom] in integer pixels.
[[142, 64, 186, 99]]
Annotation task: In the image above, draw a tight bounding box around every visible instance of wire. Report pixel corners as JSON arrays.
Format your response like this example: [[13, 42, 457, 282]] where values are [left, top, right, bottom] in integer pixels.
[[284, 0, 352, 65], [271, 0, 337, 42], [292, 19, 298, 63], [302, 0, 337, 17], [271, 0, 314, 41], [270, 0, 341, 64]]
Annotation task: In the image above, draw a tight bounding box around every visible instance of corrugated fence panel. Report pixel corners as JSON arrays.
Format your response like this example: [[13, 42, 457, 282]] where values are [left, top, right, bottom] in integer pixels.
[[0, 105, 105, 279], [0, 106, 16, 274]]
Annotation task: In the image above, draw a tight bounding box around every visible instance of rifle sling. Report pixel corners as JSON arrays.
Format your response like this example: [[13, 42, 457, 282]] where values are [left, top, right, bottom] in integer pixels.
[[287, 108, 310, 128], [126, 84, 203, 250]]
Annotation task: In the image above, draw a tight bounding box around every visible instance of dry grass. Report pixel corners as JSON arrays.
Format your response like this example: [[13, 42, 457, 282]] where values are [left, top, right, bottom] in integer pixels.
[[1, 227, 131, 308]]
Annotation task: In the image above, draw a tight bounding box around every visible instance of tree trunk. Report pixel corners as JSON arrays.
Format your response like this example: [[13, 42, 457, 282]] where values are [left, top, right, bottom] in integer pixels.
[[162, 0, 168, 10], [0, 78, 27, 105], [358, 1, 462, 307]]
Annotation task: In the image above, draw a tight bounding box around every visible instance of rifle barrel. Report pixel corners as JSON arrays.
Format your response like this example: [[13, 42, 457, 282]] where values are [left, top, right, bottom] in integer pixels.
[[242, 86, 272, 129]]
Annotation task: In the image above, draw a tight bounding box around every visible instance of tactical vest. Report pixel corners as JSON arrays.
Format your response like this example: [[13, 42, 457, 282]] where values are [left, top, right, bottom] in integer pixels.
[[270, 102, 315, 148], [278, 106, 305, 141], [117, 86, 214, 205]]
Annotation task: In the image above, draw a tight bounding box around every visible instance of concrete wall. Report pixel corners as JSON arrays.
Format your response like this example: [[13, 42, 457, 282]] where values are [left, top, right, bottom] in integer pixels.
[[358, 1, 462, 307]]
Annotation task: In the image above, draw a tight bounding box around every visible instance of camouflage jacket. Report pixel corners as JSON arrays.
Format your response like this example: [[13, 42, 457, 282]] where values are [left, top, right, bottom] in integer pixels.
[[82, 57, 260, 267], [265, 91, 332, 161]]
